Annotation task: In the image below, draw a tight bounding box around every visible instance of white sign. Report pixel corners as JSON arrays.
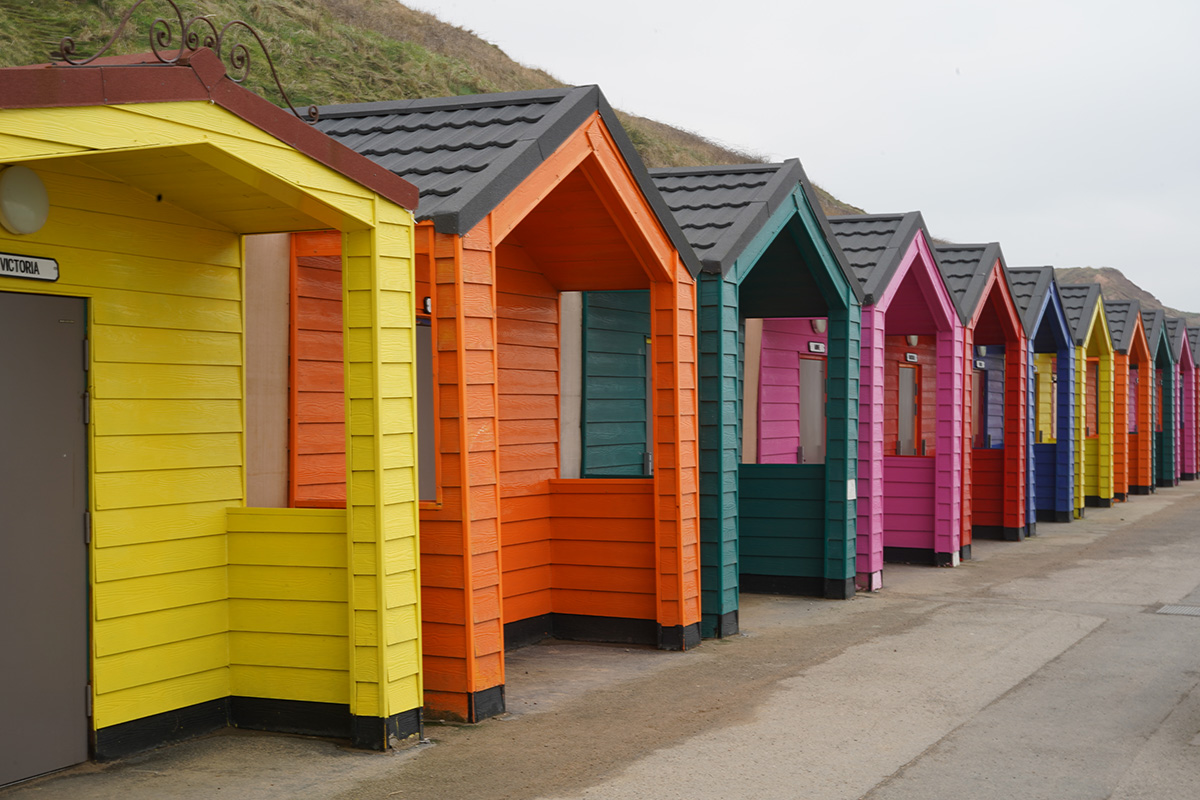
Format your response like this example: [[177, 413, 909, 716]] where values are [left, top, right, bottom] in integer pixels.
[[808, 341, 827, 354], [975, 359, 987, 369], [0, 252, 58, 282], [905, 353, 919, 363], [846, 478, 857, 501]]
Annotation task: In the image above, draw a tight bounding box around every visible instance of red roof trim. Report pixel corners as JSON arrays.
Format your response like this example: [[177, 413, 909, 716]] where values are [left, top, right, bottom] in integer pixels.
[[0, 49, 418, 212]]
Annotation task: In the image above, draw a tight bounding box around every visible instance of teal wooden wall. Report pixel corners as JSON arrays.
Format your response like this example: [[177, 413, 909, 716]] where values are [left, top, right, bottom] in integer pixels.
[[581, 291, 651, 477], [739, 464, 826, 576]]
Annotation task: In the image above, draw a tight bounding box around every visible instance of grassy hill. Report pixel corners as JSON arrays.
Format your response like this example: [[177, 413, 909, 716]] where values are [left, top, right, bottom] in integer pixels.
[[1055, 267, 1200, 328], [0, 0, 862, 215]]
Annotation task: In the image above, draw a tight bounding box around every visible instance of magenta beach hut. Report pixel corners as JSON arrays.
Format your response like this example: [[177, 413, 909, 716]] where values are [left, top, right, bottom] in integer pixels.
[[821, 213, 965, 587]]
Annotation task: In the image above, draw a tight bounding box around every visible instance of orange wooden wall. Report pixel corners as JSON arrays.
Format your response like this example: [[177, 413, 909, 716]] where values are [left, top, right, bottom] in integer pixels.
[[1113, 353, 1130, 497]]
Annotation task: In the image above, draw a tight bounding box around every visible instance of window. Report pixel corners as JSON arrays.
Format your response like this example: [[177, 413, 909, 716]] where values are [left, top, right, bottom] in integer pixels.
[[898, 364, 920, 455], [797, 355, 826, 464]]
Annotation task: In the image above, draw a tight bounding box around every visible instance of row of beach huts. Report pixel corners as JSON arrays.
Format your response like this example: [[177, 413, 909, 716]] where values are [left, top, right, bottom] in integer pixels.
[[1, 41, 1196, 785]]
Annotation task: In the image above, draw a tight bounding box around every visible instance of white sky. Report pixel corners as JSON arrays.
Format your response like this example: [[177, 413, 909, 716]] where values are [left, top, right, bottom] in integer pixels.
[[407, 0, 1200, 309]]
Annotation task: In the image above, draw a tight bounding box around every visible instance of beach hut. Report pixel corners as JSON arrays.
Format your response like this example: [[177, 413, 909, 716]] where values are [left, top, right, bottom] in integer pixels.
[[1007, 268, 1075, 528], [639, 161, 861, 634], [934, 244, 1027, 544], [827, 214, 964, 584], [1166, 318, 1197, 481], [1142, 310, 1176, 488], [0, 43, 423, 779], [1103, 301, 1154, 499], [1059, 285, 1116, 514], [293, 87, 703, 722], [1190, 326, 1200, 480]]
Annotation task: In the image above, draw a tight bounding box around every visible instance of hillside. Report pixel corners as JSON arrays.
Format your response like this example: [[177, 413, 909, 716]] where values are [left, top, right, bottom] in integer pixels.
[[1055, 267, 1200, 328], [0, 0, 864, 216]]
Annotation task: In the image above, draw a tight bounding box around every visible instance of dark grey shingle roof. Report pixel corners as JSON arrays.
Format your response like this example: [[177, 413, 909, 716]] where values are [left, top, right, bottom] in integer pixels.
[[826, 212, 935, 305], [1142, 309, 1172, 362], [1190, 327, 1200, 363], [648, 161, 862, 300], [315, 85, 700, 276], [933, 243, 1007, 325], [1166, 318, 1193, 365], [1007, 266, 1055, 337], [1103, 299, 1141, 355], [1059, 284, 1103, 346]]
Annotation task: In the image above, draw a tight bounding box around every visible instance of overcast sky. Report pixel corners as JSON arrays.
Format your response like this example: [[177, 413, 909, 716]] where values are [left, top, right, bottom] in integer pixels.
[[408, 0, 1200, 309]]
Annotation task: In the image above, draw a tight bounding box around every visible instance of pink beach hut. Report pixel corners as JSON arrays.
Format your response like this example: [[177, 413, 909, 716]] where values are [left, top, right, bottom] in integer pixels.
[[823, 213, 965, 588], [1166, 318, 1197, 482]]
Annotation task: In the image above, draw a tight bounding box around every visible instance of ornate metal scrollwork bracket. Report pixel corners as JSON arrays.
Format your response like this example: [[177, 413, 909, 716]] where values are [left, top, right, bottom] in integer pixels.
[[55, 0, 318, 123]]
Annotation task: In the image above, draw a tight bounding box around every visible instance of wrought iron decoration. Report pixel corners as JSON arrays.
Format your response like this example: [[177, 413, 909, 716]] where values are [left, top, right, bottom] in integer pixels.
[[56, 0, 318, 123]]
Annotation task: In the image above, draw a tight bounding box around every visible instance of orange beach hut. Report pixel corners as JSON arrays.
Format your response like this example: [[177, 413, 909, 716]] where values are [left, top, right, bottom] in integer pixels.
[[293, 87, 703, 722], [1103, 300, 1154, 498]]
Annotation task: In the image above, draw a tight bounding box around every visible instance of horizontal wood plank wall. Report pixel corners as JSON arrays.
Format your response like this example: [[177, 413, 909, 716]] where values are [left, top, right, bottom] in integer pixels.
[[1035, 353, 1057, 440], [738, 464, 826, 577], [227, 508, 349, 704], [1002, 338, 1028, 532], [1026, 342, 1037, 525], [697, 274, 739, 633], [1084, 349, 1115, 502], [1054, 345, 1077, 515], [982, 349, 1006, 446], [1182, 363, 1197, 476], [857, 307, 886, 578], [420, 225, 504, 719], [549, 480, 656, 619], [758, 320, 825, 463], [882, 456, 936, 549], [291, 232, 347, 507], [0, 158, 245, 730], [883, 336, 937, 454], [343, 215, 422, 726], [1113, 354, 1130, 497], [971, 449, 1005, 525], [581, 291, 651, 476], [495, 242, 559, 625]]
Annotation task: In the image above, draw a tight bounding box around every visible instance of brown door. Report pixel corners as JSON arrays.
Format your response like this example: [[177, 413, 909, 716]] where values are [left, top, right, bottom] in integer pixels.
[[0, 291, 89, 785]]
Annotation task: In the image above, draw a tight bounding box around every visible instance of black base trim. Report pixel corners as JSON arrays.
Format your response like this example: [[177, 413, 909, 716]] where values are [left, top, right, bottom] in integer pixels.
[[659, 622, 702, 651], [934, 551, 956, 567], [1130, 484, 1154, 495], [1026, 522, 1037, 537], [1183, 473, 1198, 481], [468, 686, 505, 722], [95, 698, 228, 761], [1114, 492, 1127, 501], [703, 610, 739, 639], [824, 577, 856, 600], [503, 613, 553, 650], [1085, 495, 1114, 508], [740, 572, 826, 596], [1158, 478, 1177, 488], [972, 525, 1025, 542], [883, 546, 937, 566], [1036, 508, 1073, 523], [960, 544, 972, 560], [231, 697, 351, 739], [351, 709, 422, 752]]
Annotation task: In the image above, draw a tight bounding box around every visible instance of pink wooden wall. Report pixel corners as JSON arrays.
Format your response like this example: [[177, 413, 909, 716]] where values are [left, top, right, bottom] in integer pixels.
[[758, 319, 827, 464], [760, 233, 963, 590], [1179, 343, 1197, 478]]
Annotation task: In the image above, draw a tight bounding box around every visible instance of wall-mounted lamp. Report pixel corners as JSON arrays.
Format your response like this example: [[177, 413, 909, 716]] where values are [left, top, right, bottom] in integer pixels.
[[906, 334, 919, 347], [810, 318, 827, 334], [0, 165, 49, 236], [977, 345, 988, 357], [422, 296, 432, 314]]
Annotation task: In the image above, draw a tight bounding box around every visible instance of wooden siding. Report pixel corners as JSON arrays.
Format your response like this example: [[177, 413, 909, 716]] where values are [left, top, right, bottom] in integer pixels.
[[738, 464, 826, 577], [228, 508, 349, 705], [496, 241, 560, 622], [581, 291, 651, 476], [1113, 353, 1130, 496], [883, 336, 937, 455], [291, 232, 346, 507], [0, 101, 420, 734], [882, 456, 936, 549]]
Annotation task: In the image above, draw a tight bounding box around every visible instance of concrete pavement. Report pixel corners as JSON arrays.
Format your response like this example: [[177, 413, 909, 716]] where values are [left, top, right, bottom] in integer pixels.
[[7, 482, 1200, 799]]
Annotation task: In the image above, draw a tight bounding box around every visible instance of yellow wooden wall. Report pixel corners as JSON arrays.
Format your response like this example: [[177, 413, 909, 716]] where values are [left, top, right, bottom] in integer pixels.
[[1035, 353, 1056, 441], [0, 101, 420, 733]]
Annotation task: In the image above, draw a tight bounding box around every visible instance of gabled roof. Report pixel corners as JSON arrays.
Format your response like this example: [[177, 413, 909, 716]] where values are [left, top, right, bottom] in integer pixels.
[[1189, 327, 1200, 364], [826, 212, 936, 305], [0, 50, 418, 211], [1006, 266, 1057, 338], [1103, 299, 1142, 355], [1058, 283, 1104, 346], [932, 242, 1007, 325], [315, 86, 700, 275], [1141, 309, 1172, 361], [1166, 318, 1193, 365], [648, 161, 861, 298]]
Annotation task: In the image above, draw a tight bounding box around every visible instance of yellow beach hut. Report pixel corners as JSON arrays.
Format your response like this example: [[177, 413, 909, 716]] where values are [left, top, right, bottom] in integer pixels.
[[0, 42, 423, 782], [1059, 284, 1115, 515]]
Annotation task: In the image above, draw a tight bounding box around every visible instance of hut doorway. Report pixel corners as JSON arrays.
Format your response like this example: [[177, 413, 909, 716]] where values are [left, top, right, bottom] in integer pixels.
[[0, 291, 89, 786]]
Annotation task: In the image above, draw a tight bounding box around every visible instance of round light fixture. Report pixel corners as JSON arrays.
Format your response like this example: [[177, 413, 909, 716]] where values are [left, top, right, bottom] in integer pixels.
[[810, 318, 827, 334], [0, 165, 50, 236], [906, 334, 919, 346]]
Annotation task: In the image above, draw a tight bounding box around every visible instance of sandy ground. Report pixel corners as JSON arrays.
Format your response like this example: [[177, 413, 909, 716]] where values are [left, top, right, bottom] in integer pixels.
[[7, 482, 1200, 799]]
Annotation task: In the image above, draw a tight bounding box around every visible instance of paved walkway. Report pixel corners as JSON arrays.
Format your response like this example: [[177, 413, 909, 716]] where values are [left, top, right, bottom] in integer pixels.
[[7, 483, 1200, 799]]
